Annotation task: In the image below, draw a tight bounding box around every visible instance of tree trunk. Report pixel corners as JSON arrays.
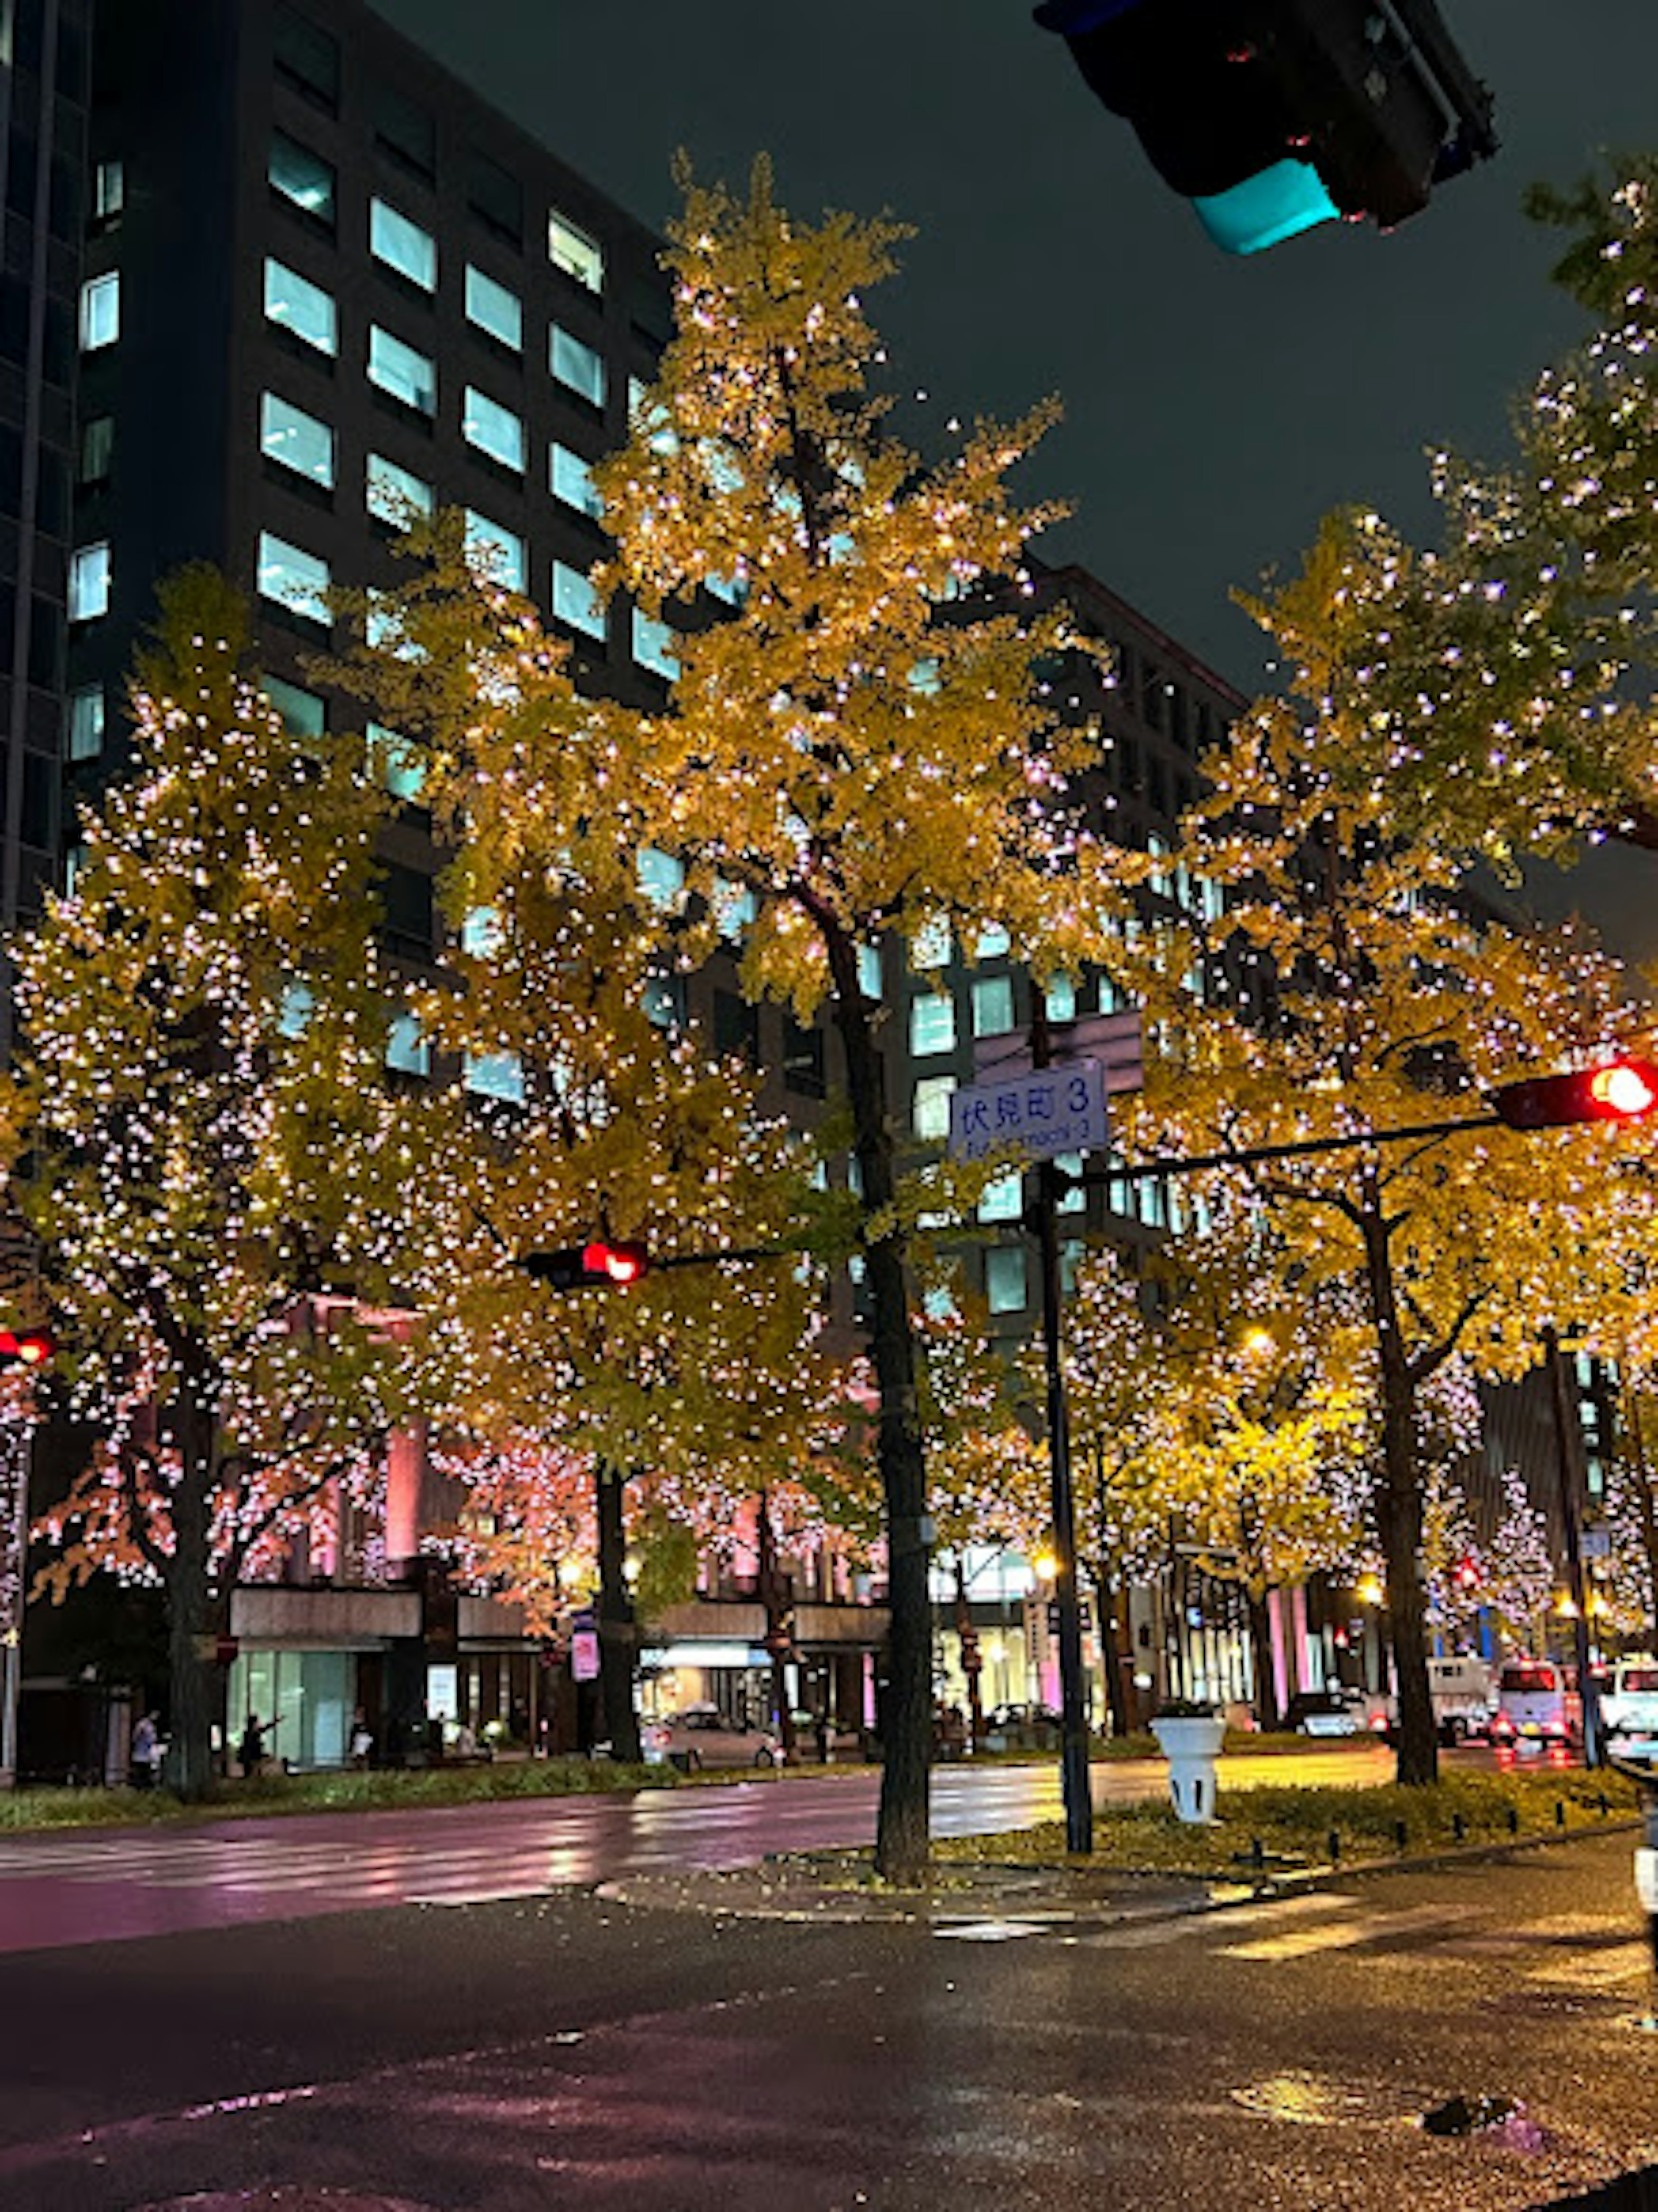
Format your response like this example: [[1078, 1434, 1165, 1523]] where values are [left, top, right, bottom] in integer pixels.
[[823, 923, 930, 1883], [162, 1379, 217, 1801], [1246, 1588, 1280, 1732], [1358, 1192, 1438, 1786], [594, 1457, 641, 1764], [1093, 1555, 1134, 1739]]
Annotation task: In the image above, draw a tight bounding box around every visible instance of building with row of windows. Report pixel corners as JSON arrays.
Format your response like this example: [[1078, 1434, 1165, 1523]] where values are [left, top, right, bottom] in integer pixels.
[[1, 0, 1607, 1778]]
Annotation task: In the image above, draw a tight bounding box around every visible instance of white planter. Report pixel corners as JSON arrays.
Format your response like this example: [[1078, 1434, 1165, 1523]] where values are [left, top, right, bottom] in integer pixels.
[[1152, 1714, 1226, 1825]]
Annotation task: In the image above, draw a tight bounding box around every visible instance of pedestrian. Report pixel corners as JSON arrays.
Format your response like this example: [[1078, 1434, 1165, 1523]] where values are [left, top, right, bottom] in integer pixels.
[[130, 1711, 161, 1790], [238, 1712, 273, 1778], [349, 1707, 374, 1770], [814, 1710, 832, 1765]]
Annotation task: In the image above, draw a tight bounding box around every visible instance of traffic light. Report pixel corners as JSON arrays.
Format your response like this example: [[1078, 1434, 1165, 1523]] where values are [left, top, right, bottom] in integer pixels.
[[1033, 0, 1497, 254], [1487, 1059, 1658, 1132], [0, 1326, 54, 1368], [1453, 1555, 1479, 1593], [519, 1241, 650, 1290]]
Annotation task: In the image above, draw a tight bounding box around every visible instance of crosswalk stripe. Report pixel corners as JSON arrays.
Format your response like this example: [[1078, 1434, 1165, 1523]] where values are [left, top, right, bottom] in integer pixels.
[[1220, 1903, 1460, 1961]]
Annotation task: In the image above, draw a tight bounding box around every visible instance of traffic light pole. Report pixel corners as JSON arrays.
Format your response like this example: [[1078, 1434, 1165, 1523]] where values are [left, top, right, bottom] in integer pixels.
[[1544, 1325, 1606, 1768], [1030, 990, 1093, 1857]]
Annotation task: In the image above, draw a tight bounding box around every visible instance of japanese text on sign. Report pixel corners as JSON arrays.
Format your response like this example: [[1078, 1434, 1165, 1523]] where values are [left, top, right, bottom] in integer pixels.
[[948, 1060, 1110, 1163]]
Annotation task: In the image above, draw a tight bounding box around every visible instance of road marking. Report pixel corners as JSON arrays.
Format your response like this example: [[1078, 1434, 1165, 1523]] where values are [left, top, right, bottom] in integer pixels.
[[1219, 1903, 1462, 1961], [932, 1919, 1048, 1942]]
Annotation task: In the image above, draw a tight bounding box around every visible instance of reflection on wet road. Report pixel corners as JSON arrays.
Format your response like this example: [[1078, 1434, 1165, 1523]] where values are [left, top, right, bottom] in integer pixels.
[[0, 1744, 1406, 1955]]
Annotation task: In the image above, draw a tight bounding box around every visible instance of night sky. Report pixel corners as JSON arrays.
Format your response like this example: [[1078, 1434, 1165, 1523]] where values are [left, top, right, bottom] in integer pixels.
[[372, 0, 1658, 951]]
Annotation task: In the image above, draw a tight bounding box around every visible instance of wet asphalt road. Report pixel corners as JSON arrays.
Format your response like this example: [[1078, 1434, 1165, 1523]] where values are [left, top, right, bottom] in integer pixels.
[[0, 1823, 1654, 2211], [0, 1745, 1414, 1955]]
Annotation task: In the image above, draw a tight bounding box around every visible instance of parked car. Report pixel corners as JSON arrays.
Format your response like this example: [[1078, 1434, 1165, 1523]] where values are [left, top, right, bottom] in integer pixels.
[[1284, 1686, 1371, 1737], [1491, 1659, 1579, 1747], [1601, 1657, 1658, 1749], [641, 1706, 782, 1771]]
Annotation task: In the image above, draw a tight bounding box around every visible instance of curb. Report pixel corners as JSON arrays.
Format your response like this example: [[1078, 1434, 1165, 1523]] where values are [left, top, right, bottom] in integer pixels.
[[595, 1816, 1645, 1930]]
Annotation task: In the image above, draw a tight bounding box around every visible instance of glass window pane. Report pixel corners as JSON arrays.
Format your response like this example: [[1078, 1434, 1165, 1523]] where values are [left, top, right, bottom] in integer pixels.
[[256, 530, 330, 624], [368, 325, 436, 414], [260, 391, 334, 486], [462, 385, 525, 472], [912, 1073, 956, 1142], [1045, 975, 1077, 1022], [262, 675, 325, 737], [971, 975, 1015, 1037], [464, 1051, 525, 1104], [369, 721, 424, 801], [465, 264, 522, 350], [386, 1012, 430, 1076], [273, 4, 339, 107], [978, 1171, 1023, 1224], [370, 198, 437, 290], [366, 451, 434, 525], [68, 541, 110, 621], [912, 918, 951, 970], [265, 258, 336, 355], [79, 414, 113, 484], [630, 608, 677, 680], [552, 560, 604, 640], [66, 683, 104, 760], [78, 271, 118, 350], [909, 992, 956, 1057], [637, 847, 685, 909], [92, 158, 124, 221], [550, 324, 604, 406], [985, 1246, 1028, 1315], [550, 441, 602, 519], [463, 509, 526, 593], [269, 133, 334, 221], [548, 211, 602, 291], [857, 943, 883, 1000]]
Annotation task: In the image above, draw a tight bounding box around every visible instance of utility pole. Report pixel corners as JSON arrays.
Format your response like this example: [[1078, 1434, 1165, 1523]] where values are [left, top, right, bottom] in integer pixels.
[[1544, 1326, 1605, 1768]]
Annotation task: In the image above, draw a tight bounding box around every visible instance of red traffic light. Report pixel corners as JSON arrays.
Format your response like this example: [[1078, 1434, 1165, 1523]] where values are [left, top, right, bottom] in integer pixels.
[[582, 1240, 645, 1285], [1453, 1555, 1479, 1592], [0, 1327, 54, 1368], [1488, 1057, 1658, 1131], [520, 1242, 651, 1290]]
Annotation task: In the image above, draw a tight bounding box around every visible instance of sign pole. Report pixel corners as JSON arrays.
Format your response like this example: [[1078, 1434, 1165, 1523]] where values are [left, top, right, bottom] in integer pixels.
[[1029, 987, 1094, 1855]]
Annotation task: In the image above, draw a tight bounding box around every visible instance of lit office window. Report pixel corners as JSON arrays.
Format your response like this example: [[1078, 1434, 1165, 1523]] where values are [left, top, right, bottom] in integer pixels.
[[370, 198, 437, 290], [68, 541, 111, 621], [976, 923, 1011, 958], [552, 560, 604, 640], [463, 1051, 525, 1104], [259, 391, 335, 487], [971, 975, 1015, 1037], [66, 684, 104, 761], [92, 158, 125, 222], [985, 1246, 1028, 1315], [369, 721, 425, 802], [262, 676, 325, 738], [978, 1171, 1023, 1225], [630, 609, 678, 680], [265, 258, 337, 355], [366, 452, 434, 525], [1045, 974, 1078, 1022], [548, 210, 603, 291], [465, 265, 522, 351], [912, 1073, 956, 1143], [550, 442, 602, 519], [637, 847, 686, 909], [909, 992, 957, 1057], [256, 531, 330, 625], [857, 943, 883, 999], [368, 326, 436, 415], [269, 133, 335, 221], [386, 1013, 430, 1077], [911, 918, 951, 970], [463, 510, 527, 593], [462, 385, 525, 472], [78, 271, 119, 351], [550, 324, 604, 407]]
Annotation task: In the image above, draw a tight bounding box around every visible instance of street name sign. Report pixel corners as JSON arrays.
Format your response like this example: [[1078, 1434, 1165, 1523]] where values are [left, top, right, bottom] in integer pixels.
[[948, 1057, 1110, 1163]]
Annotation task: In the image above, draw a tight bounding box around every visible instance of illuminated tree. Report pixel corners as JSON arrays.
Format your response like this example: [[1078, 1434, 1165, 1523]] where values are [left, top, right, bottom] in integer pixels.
[[1119, 542, 1652, 1785], [332, 525, 847, 1764], [1478, 1466, 1556, 1655], [595, 159, 1123, 1878], [10, 572, 416, 1797]]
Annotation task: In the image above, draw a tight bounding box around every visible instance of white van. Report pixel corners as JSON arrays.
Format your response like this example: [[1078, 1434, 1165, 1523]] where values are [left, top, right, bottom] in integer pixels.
[[1491, 1658, 1579, 1747], [1427, 1656, 1495, 1743], [1601, 1657, 1658, 1751]]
